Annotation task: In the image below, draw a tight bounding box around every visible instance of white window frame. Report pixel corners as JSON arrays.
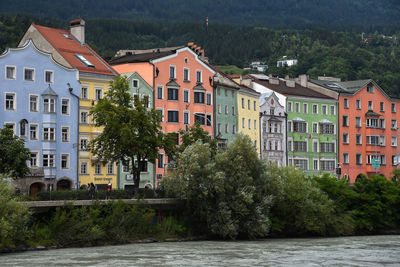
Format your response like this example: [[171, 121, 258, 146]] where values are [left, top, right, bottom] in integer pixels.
[[169, 65, 176, 79], [107, 162, 114, 174], [81, 85, 89, 99], [5, 65, 16, 80], [344, 98, 349, 108], [343, 132, 349, 144], [303, 103, 308, 114], [44, 70, 54, 83], [43, 154, 55, 168], [4, 122, 16, 134], [61, 153, 70, 169], [322, 104, 327, 115], [95, 163, 101, 175], [95, 87, 103, 101], [206, 92, 212, 105], [61, 98, 70, 115], [132, 79, 139, 89], [392, 103, 396, 113], [356, 99, 361, 110], [312, 122, 318, 134], [29, 94, 39, 112], [29, 151, 39, 167], [343, 153, 349, 164], [61, 126, 70, 142], [43, 97, 56, 113], [80, 111, 88, 123], [391, 136, 397, 147], [287, 102, 293, 112], [80, 162, 88, 174], [196, 69, 202, 83], [312, 104, 318, 114], [5, 92, 16, 110], [356, 133, 362, 145], [80, 138, 89, 150], [156, 108, 164, 122], [43, 127, 55, 141], [330, 105, 335, 115], [295, 102, 300, 113], [183, 89, 190, 103], [248, 119, 251, 129], [23, 67, 35, 82], [29, 123, 39, 140], [183, 111, 190, 125], [157, 85, 164, 100], [183, 68, 190, 82]]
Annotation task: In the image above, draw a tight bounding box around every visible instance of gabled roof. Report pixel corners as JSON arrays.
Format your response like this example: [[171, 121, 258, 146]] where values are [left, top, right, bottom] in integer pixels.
[[41, 84, 58, 96], [203, 61, 240, 90], [109, 50, 178, 64], [254, 79, 333, 99], [31, 23, 116, 76]]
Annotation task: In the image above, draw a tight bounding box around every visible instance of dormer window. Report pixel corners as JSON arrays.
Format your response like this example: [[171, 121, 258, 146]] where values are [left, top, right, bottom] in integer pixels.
[[75, 54, 94, 68]]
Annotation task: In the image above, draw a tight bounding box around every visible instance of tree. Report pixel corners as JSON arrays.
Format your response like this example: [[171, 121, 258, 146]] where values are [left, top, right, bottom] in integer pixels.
[[0, 127, 30, 178], [178, 122, 217, 155], [90, 76, 173, 189]]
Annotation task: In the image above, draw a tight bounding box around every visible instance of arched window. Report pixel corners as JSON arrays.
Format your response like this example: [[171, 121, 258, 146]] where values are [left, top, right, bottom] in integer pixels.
[[20, 119, 28, 136]]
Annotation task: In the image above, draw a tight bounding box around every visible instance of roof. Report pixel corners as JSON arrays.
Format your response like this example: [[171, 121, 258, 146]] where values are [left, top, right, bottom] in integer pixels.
[[203, 61, 240, 89], [259, 92, 274, 106], [109, 49, 179, 65], [310, 79, 374, 94], [41, 84, 58, 96], [254, 79, 333, 99], [32, 23, 116, 76]]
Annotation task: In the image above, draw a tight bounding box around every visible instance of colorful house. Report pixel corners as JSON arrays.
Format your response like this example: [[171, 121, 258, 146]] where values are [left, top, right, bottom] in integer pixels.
[[110, 43, 215, 186], [311, 78, 400, 182], [0, 40, 80, 195], [248, 75, 338, 176], [19, 19, 118, 189], [118, 72, 155, 189]]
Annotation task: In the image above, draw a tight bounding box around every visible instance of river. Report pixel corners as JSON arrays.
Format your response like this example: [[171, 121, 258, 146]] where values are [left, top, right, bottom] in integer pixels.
[[2, 235, 400, 266]]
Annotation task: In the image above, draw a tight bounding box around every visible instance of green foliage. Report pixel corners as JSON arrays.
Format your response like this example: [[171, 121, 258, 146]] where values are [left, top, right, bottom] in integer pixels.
[[178, 122, 217, 155], [90, 76, 172, 188], [265, 166, 354, 236], [0, 179, 32, 249], [163, 134, 272, 239], [0, 127, 31, 178]]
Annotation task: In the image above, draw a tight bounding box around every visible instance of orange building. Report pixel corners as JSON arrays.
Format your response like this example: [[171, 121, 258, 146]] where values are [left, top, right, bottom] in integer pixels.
[[110, 45, 215, 185], [312, 79, 399, 182]]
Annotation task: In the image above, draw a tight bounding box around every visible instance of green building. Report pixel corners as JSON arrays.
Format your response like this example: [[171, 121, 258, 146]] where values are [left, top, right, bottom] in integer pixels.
[[248, 75, 338, 176], [213, 71, 241, 148], [118, 72, 155, 189]]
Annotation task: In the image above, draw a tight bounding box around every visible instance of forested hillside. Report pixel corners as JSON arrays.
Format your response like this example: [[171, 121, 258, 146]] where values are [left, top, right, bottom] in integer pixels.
[[1, 14, 400, 96], [0, 0, 399, 29]]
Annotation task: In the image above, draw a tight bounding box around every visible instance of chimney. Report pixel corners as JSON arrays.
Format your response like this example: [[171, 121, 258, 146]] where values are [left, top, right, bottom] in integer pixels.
[[269, 74, 279, 85], [299, 74, 308, 87], [286, 79, 295, 88], [70, 19, 85, 44]]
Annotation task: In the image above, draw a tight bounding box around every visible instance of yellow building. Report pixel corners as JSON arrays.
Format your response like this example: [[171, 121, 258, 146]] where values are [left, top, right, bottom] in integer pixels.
[[19, 19, 118, 189], [237, 85, 261, 155]]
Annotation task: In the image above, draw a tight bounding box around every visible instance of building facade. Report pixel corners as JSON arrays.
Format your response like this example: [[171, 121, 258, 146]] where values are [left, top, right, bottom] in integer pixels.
[[0, 40, 80, 194], [259, 92, 287, 166], [19, 19, 118, 190]]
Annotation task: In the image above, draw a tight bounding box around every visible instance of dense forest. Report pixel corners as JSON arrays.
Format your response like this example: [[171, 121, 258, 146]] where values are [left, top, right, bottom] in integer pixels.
[[1, 13, 400, 96], [0, 0, 399, 30]]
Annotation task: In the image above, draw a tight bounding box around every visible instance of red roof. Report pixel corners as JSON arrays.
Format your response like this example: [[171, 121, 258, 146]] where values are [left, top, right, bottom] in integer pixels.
[[32, 23, 116, 76]]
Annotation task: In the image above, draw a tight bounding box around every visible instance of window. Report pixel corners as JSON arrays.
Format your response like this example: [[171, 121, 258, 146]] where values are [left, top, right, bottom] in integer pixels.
[[312, 104, 318, 114], [217, 104, 221, 114], [135, 160, 148, 172], [241, 98, 245, 109], [366, 135, 379, 145], [24, 68, 34, 81], [313, 141, 318, 152], [156, 108, 164, 122], [168, 88, 178, 100], [356, 99, 361, 109], [43, 97, 56, 113], [254, 101, 257, 111], [95, 89, 103, 100], [287, 121, 292, 132], [206, 114, 212, 126], [367, 154, 380, 165], [169, 66, 176, 79], [343, 133, 349, 144], [45, 71, 53, 83], [5, 93, 15, 110], [344, 98, 349, 108], [6, 66, 16, 80], [225, 105, 228, 114], [380, 154, 386, 165], [392, 103, 396, 113], [343, 153, 349, 164], [43, 154, 55, 167], [270, 108, 275, 115], [391, 136, 397, 147], [30, 124, 38, 140], [367, 84, 374, 93], [95, 163, 101, 174], [184, 90, 189, 103], [168, 111, 179, 122], [319, 123, 334, 134], [379, 118, 385, 129], [293, 141, 307, 152], [19, 120, 27, 136], [157, 86, 163, 99], [322, 105, 327, 115], [158, 154, 164, 168], [194, 92, 205, 104], [342, 116, 349, 126], [293, 121, 307, 133], [61, 127, 69, 142], [81, 87, 88, 99], [61, 154, 69, 169], [330, 105, 335, 115], [380, 102, 384, 112], [366, 118, 378, 128], [142, 95, 149, 108], [232, 124, 236, 134], [217, 123, 221, 134], [61, 99, 69, 115], [131, 79, 139, 89], [168, 133, 179, 145], [303, 103, 308, 114], [30, 152, 38, 167], [248, 99, 250, 110], [184, 68, 189, 81], [295, 102, 299, 113], [254, 120, 257, 130], [294, 159, 308, 170], [320, 160, 335, 171], [393, 155, 397, 166], [80, 162, 88, 174], [107, 163, 114, 174], [4, 123, 15, 134], [248, 119, 251, 129], [30, 95, 38, 112], [313, 159, 318, 170], [287, 102, 292, 112], [391, 120, 397, 129], [80, 111, 88, 123], [368, 101, 373, 111], [288, 140, 292, 152], [242, 118, 245, 128], [379, 135, 385, 146], [356, 134, 362, 145], [184, 111, 189, 124], [123, 163, 129, 173], [80, 138, 88, 150], [206, 93, 212, 105], [75, 54, 94, 67], [355, 117, 361, 128], [43, 127, 55, 141], [196, 70, 202, 83], [320, 143, 335, 153], [356, 154, 362, 165], [225, 124, 229, 133], [312, 123, 318, 133]]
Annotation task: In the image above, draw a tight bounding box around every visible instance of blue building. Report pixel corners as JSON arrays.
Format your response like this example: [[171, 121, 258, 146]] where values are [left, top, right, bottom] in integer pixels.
[[0, 40, 80, 195]]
